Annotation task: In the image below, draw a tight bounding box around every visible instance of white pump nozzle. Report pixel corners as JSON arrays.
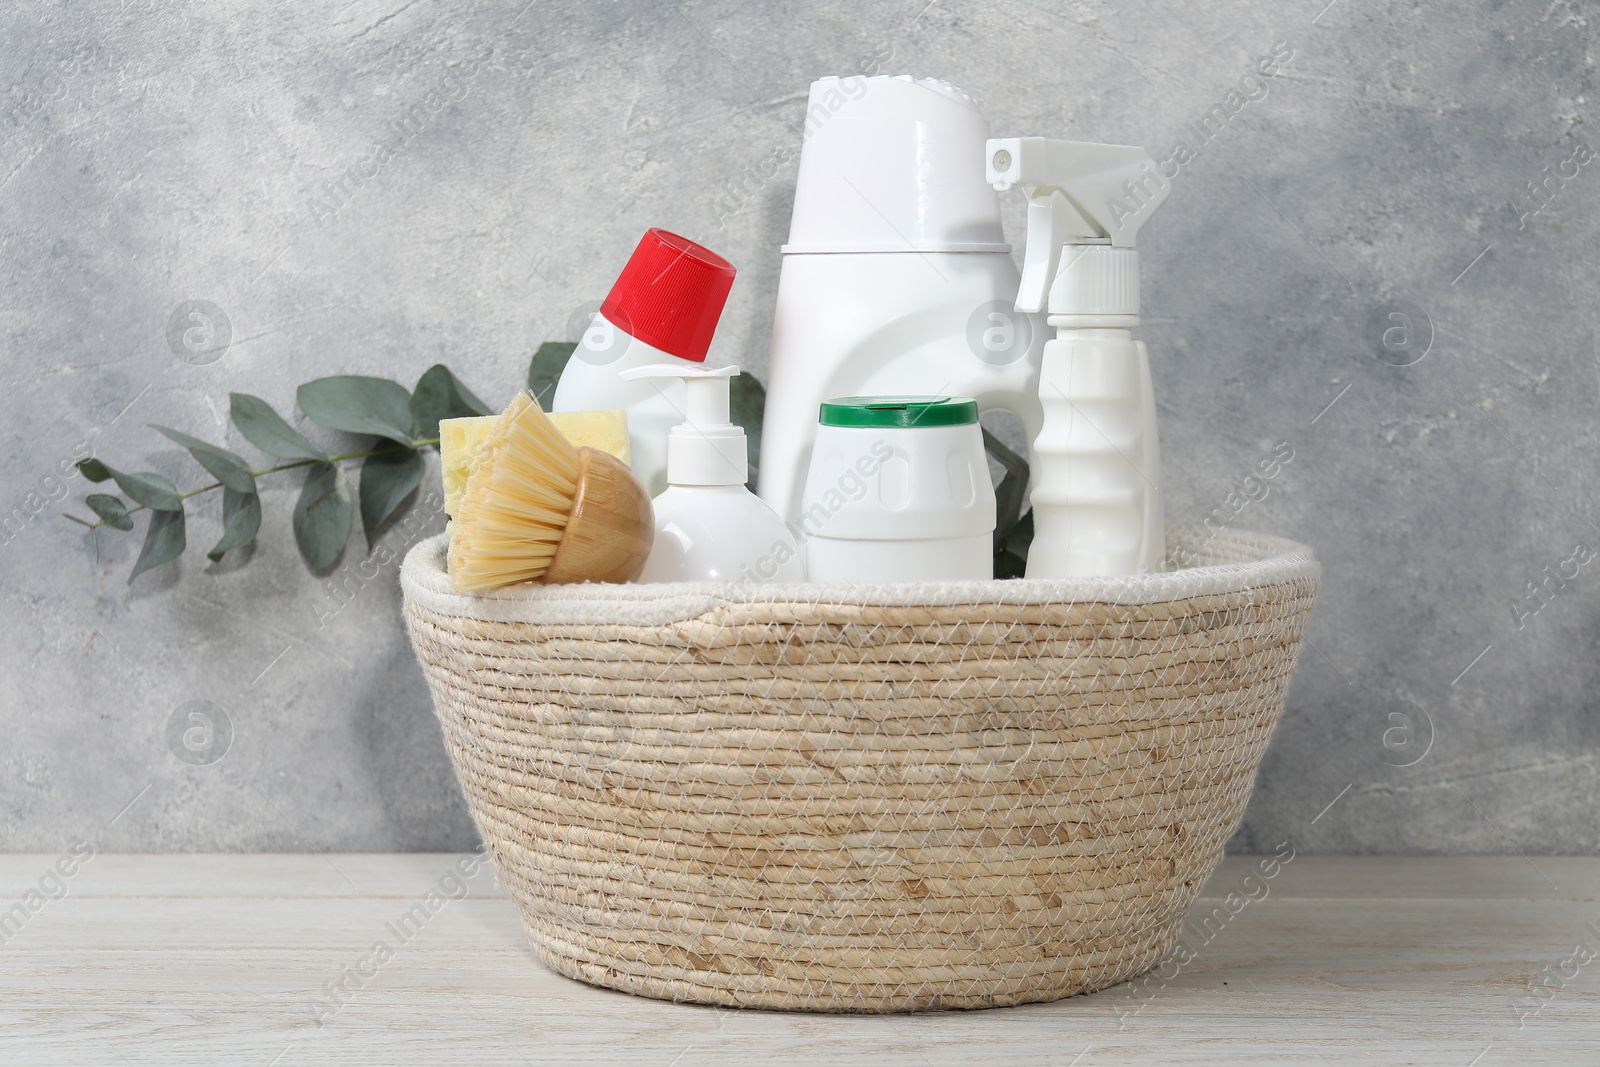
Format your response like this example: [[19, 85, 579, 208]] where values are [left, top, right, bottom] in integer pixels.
[[985, 137, 1170, 314], [618, 363, 747, 486]]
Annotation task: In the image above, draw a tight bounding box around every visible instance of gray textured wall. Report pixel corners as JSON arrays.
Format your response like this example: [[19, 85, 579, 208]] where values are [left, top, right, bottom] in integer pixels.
[[3, 0, 1595, 853]]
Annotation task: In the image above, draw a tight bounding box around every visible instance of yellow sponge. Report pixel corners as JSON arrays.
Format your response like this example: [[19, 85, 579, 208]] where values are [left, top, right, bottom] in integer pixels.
[[549, 409, 631, 467], [440, 416, 496, 521], [440, 408, 631, 521]]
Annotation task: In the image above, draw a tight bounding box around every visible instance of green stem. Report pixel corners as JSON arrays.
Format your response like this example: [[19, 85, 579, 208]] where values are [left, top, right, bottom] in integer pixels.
[[69, 439, 441, 531]]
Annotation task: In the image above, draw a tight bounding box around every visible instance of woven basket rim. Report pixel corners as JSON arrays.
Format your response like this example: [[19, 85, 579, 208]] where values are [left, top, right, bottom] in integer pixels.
[[401, 526, 1317, 627]]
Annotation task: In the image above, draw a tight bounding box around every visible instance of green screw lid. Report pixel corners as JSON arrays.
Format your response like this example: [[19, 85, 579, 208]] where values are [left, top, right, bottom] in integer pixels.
[[818, 396, 979, 428]]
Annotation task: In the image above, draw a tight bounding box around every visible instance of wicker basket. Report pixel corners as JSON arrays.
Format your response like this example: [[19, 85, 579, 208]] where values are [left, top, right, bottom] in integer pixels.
[[401, 526, 1318, 1013]]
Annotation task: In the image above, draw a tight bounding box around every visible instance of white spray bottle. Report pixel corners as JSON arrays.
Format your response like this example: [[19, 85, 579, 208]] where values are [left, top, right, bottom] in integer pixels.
[[619, 364, 805, 584], [985, 137, 1171, 577]]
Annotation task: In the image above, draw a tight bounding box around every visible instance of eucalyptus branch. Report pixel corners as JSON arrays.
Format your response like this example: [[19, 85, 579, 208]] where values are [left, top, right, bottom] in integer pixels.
[[65, 442, 440, 531], [64, 361, 501, 582]]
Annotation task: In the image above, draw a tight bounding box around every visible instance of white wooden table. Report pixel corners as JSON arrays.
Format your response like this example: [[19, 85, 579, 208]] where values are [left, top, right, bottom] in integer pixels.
[[1, 854, 1594, 1064]]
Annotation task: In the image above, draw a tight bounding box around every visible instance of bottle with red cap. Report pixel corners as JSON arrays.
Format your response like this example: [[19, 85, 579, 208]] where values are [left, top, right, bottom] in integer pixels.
[[552, 228, 737, 496]]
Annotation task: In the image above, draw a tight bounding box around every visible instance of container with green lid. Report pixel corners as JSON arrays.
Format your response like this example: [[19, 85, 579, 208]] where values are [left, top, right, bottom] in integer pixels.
[[818, 396, 980, 428], [800, 395, 995, 582]]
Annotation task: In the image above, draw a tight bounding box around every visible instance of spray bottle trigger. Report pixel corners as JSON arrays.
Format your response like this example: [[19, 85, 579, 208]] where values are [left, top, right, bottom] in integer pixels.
[[1016, 192, 1074, 313]]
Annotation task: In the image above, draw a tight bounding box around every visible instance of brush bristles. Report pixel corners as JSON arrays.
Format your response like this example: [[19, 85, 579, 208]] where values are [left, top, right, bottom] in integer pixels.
[[449, 392, 583, 591]]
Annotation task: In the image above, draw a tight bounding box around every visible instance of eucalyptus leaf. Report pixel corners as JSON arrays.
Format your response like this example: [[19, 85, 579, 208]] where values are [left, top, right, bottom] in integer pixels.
[[152, 425, 256, 494], [111, 469, 183, 512], [1006, 507, 1034, 558], [208, 488, 261, 562], [993, 470, 1027, 552], [983, 428, 1030, 555], [995, 509, 1034, 579], [292, 462, 352, 569], [729, 371, 766, 475], [410, 364, 490, 441], [230, 393, 328, 461], [298, 376, 415, 446], [129, 507, 185, 582], [86, 493, 133, 531], [358, 447, 424, 544], [982, 427, 1029, 482], [527, 342, 576, 409], [77, 458, 112, 482]]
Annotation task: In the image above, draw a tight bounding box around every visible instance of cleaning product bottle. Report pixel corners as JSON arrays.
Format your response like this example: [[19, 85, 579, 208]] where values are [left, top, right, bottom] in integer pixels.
[[619, 364, 805, 584], [985, 137, 1171, 577], [757, 75, 1047, 526], [800, 396, 995, 582], [553, 228, 737, 497]]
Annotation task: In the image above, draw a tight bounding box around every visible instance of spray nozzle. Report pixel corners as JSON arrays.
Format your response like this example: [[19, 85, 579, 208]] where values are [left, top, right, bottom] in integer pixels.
[[985, 137, 1170, 314], [619, 363, 747, 486]]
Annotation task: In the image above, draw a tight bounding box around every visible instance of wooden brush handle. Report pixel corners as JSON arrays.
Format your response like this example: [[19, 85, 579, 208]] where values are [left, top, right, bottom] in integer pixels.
[[540, 448, 655, 585]]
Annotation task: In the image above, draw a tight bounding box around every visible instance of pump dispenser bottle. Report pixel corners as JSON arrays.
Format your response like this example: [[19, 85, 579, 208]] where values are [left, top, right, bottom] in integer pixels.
[[986, 137, 1171, 578], [619, 364, 805, 584]]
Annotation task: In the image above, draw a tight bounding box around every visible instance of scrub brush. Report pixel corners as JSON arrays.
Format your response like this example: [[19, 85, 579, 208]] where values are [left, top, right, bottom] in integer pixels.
[[448, 391, 653, 591]]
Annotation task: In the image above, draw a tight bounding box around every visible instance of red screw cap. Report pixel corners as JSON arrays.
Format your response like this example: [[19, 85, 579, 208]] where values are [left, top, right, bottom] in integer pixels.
[[599, 228, 736, 363]]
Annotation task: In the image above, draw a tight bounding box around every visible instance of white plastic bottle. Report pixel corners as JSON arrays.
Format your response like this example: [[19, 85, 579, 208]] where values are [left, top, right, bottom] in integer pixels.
[[800, 397, 995, 582], [757, 76, 1047, 526], [619, 364, 805, 584], [986, 138, 1171, 577], [553, 228, 737, 497]]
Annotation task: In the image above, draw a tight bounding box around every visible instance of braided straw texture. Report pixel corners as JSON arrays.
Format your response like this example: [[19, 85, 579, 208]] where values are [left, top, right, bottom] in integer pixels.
[[401, 527, 1318, 1013]]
